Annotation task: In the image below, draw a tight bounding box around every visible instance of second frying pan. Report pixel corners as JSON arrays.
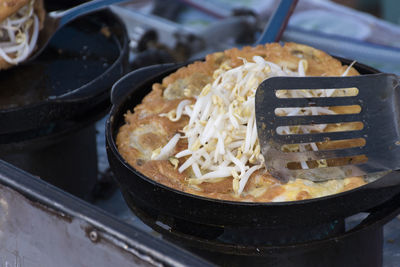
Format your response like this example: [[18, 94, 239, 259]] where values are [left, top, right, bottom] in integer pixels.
[[0, 9, 128, 137]]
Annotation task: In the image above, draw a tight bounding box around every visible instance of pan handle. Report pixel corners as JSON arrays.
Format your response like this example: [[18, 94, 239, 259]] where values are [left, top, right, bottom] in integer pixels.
[[347, 189, 400, 236], [51, 0, 131, 28], [110, 63, 184, 106]]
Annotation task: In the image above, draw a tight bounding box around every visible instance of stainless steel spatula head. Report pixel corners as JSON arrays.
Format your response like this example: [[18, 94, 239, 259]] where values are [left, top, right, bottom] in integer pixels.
[[255, 73, 400, 182]]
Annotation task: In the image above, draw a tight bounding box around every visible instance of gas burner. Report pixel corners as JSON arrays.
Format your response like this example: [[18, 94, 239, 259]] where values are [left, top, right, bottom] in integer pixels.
[[122, 190, 400, 267]]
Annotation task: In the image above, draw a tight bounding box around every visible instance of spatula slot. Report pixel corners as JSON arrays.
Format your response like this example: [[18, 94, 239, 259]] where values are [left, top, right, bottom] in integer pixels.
[[275, 105, 361, 116], [275, 87, 359, 98], [274, 130, 366, 144], [281, 138, 366, 152], [317, 138, 367, 150], [276, 122, 364, 135], [286, 155, 368, 170]]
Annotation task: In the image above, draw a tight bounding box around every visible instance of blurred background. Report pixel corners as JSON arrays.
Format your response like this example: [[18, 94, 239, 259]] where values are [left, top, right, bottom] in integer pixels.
[[334, 0, 399, 24], [48, 0, 400, 73]]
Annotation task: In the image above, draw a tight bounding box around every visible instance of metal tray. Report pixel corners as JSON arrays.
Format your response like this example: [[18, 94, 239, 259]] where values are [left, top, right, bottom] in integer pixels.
[[0, 159, 212, 267]]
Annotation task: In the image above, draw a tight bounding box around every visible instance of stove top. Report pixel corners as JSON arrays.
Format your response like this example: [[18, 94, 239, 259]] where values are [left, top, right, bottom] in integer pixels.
[[93, 118, 400, 267]]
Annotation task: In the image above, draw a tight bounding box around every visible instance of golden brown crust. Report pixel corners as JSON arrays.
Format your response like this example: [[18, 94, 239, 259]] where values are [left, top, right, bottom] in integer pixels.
[[0, 0, 44, 24], [160, 43, 358, 100], [0, 0, 29, 22], [117, 42, 365, 202], [34, 0, 45, 29], [0, 58, 12, 70], [342, 177, 365, 191]]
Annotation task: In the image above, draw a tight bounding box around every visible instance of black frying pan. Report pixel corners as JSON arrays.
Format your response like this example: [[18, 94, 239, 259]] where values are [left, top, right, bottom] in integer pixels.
[[0, 9, 129, 136], [106, 57, 400, 228]]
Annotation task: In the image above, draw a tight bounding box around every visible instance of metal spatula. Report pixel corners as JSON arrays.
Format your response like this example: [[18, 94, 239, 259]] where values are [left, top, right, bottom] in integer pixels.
[[255, 73, 400, 182]]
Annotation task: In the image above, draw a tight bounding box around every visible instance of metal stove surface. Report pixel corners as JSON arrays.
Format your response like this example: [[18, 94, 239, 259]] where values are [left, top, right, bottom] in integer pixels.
[[93, 117, 400, 267]]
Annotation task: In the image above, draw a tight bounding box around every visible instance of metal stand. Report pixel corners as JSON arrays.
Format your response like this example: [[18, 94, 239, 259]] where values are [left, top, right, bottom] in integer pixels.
[[123, 190, 383, 267]]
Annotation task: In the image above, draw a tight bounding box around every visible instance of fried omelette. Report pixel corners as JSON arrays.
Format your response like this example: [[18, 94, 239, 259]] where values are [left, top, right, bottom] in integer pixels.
[[117, 42, 366, 202]]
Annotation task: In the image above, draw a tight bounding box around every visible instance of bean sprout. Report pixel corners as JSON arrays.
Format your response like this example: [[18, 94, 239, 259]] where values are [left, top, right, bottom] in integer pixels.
[[158, 55, 354, 195], [0, 0, 39, 65]]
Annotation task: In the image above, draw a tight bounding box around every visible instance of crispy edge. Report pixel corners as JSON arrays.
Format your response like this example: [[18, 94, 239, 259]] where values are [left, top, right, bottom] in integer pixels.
[[155, 43, 359, 94]]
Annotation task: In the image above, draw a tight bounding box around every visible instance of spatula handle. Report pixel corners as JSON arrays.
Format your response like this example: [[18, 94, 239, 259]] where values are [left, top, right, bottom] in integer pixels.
[[255, 0, 298, 44], [51, 0, 131, 29]]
